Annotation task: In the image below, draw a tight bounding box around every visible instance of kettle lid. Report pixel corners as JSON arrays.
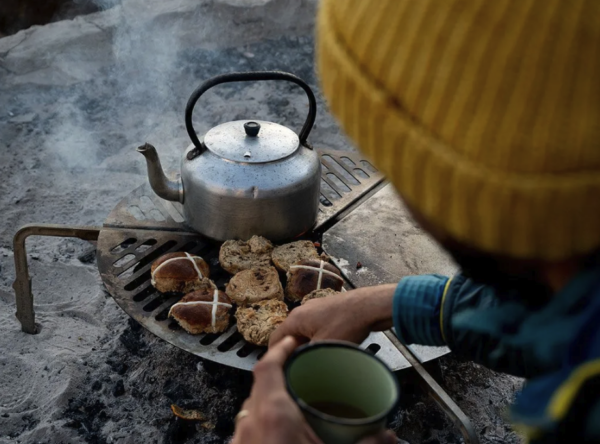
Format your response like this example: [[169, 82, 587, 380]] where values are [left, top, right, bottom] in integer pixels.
[[204, 120, 299, 163]]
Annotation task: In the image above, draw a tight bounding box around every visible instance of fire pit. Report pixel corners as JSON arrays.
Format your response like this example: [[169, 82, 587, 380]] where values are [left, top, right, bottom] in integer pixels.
[[12, 146, 483, 443], [95, 148, 385, 371], [1, 1, 522, 442], [14, 148, 385, 370]]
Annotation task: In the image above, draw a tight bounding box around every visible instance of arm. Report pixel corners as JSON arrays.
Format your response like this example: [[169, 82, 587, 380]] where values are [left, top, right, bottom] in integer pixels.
[[395, 274, 552, 378], [512, 360, 600, 443], [269, 284, 398, 347], [270, 275, 551, 378]]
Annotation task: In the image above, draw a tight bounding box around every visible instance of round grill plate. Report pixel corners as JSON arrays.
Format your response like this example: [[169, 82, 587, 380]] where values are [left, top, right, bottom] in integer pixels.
[[96, 148, 425, 371]]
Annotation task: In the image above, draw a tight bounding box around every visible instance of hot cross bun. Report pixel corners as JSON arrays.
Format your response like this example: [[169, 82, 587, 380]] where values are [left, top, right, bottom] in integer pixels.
[[285, 259, 344, 302], [169, 288, 232, 334], [151, 252, 214, 294]]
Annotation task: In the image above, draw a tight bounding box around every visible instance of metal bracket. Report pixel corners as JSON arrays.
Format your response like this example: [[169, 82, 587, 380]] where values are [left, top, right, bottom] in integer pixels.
[[383, 330, 480, 444], [12, 224, 101, 334]]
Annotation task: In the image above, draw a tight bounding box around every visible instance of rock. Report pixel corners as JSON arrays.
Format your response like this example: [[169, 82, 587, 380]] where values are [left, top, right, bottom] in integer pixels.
[[2, 18, 112, 76], [113, 379, 125, 397], [78, 247, 96, 264], [1, 0, 318, 87], [9, 112, 36, 124], [0, 28, 30, 55]]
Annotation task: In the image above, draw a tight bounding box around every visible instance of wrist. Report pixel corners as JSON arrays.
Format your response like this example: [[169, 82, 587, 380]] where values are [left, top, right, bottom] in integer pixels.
[[392, 275, 449, 346], [348, 284, 396, 332]]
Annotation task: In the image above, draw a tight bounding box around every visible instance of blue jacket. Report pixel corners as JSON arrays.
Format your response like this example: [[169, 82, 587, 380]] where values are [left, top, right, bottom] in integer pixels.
[[393, 263, 600, 442]]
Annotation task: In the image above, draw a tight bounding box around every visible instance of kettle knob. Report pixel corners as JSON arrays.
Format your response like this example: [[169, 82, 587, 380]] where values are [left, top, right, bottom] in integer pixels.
[[244, 121, 260, 137]]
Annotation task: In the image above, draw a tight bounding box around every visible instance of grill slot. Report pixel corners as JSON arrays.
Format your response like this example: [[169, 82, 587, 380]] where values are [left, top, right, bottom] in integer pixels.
[[353, 168, 369, 179], [133, 285, 156, 302], [321, 181, 341, 202], [360, 160, 377, 173], [366, 343, 381, 355], [339, 156, 356, 167], [321, 154, 361, 186], [97, 148, 385, 370], [113, 254, 136, 268], [218, 331, 243, 352], [326, 173, 351, 193], [111, 238, 137, 254], [155, 306, 172, 321], [142, 294, 168, 312], [168, 320, 181, 331], [200, 333, 221, 346], [237, 343, 258, 358], [135, 239, 157, 253], [132, 240, 178, 271], [124, 271, 152, 292], [319, 195, 333, 207]]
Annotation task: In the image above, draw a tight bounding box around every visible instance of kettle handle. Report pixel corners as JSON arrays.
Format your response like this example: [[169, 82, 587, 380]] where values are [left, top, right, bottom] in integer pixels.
[[185, 71, 317, 153]]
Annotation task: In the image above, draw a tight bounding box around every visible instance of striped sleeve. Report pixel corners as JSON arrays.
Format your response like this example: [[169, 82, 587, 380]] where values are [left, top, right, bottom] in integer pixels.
[[392, 274, 449, 346]]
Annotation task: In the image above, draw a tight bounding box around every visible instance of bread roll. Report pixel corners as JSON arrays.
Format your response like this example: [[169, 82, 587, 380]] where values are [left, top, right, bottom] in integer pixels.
[[235, 299, 288, 346], [226, 266, 284, 304], [169, 288, 232, 334], [285, 259, 344, 302], [151, 252, 214, 294], [271, 240, 323, 272], [219, 235, 273, 275], [301, 288, 340, 305]]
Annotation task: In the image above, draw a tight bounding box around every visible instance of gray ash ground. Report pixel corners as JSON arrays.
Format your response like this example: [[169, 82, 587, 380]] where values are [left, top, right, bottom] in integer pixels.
[[62, 318, 252, 444], [0, 4, 523, 442], [59, 316, 523, 444]]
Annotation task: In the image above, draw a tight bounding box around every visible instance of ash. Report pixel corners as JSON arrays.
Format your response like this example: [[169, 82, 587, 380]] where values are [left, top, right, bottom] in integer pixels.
[[0, 0, 523, 443], [62, 318, 252, 444]]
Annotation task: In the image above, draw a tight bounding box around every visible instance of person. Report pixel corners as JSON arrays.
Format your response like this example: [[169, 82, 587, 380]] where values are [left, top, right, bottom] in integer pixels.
[[232, 0, 600, 442]]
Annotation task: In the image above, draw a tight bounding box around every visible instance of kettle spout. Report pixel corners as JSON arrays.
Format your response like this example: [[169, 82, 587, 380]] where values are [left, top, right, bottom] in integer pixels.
[[137, 143, 183, 203]]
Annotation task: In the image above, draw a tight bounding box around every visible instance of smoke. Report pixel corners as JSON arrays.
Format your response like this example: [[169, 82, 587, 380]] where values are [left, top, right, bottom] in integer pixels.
[[41, 0, 208, 172], [37, 0, 317, 176], [45, 102, 101, 168]]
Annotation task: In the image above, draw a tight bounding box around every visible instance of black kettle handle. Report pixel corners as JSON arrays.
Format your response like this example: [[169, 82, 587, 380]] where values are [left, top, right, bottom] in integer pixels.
[[185, 71, 317, 153]]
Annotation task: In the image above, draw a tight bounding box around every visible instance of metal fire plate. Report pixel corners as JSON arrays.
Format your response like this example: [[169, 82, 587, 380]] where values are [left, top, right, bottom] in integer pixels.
[[97, 148, 423, 371], [323, 184, 458, 366]]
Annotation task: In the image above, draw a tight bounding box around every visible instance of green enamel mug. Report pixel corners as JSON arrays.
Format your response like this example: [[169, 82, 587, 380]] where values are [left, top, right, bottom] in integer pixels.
[[285, 341, 400, 444]]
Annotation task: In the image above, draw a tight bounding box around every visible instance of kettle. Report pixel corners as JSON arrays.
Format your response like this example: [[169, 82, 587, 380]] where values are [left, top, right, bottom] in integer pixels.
[[137, 71, 321, 242]]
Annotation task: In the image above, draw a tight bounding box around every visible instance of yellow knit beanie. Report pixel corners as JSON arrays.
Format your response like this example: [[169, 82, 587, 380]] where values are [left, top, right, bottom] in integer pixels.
[[317, 0, 600, 261]]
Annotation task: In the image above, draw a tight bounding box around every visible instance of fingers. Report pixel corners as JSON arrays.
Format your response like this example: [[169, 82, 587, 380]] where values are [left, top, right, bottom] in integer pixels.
[[261, 335, 299, 367], [269, 311, 305, 347], [233, 337, 307, 444], [231, 399, 253, 444], [357, 430, 397, 444], [252, 336, 298, 395]]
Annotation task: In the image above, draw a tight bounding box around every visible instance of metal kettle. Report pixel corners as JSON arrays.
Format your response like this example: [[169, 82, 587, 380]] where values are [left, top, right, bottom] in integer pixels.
[[137, 71, 321, 242]]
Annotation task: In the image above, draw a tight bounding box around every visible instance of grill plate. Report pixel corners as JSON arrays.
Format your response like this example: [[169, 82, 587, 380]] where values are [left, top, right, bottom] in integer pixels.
[[97, 148, 398, 370]]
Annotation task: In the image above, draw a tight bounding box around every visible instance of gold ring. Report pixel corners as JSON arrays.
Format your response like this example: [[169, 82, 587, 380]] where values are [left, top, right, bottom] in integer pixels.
[[235, 409, 250, 424]]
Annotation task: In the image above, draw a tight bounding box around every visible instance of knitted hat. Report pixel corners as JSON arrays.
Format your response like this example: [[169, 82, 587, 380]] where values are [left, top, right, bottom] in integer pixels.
[[317, 0, 600, 261]]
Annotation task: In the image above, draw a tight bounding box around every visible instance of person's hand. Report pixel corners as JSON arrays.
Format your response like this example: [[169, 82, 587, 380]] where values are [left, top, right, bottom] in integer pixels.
[[232, 335, 397, 444], [269, 284, 397, 347], [231, 336, 322, 444]]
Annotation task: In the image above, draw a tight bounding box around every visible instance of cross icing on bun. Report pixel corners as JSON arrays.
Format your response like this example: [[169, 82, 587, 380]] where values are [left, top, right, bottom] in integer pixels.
[[169, 288, 232, 334], [285, 259, 344, 302], [151, 252, 214, 294]]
